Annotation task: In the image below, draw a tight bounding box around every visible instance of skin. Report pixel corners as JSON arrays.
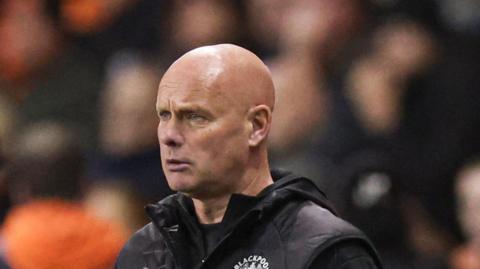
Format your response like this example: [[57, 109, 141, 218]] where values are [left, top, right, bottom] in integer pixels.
[[456, 165, 480, 249], [101, 62, 159, 156], [156, 44, 275, 224]]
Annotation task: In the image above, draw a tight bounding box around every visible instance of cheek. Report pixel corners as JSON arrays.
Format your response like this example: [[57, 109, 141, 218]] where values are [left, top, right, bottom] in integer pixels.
[[200, 124, 247, 152], [192, 131, 224, 160]]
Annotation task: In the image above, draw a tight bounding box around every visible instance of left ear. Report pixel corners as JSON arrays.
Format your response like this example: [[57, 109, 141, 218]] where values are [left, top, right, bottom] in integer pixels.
[[247, 105, 272, 147]]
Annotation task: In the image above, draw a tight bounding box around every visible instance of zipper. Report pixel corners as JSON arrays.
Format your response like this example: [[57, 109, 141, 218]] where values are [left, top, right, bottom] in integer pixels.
[[151, 202, 208, 269], [196, 209, 262, 268]]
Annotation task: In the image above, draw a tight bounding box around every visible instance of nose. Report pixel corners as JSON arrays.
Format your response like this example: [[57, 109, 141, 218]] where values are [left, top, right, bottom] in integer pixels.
[[158, 120, 184, 148]]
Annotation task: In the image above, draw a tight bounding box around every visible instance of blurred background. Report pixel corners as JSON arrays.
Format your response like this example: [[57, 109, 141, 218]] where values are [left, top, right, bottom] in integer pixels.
[[0, 0, 479, 268]]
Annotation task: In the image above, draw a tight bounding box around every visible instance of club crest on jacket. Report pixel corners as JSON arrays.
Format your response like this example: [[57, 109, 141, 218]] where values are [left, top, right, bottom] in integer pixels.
[[234, 255, 269, 269]]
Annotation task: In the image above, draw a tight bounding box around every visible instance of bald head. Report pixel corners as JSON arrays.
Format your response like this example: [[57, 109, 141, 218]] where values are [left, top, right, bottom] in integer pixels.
[[161, 44, 275, 111], [156, 44, 275, 202]]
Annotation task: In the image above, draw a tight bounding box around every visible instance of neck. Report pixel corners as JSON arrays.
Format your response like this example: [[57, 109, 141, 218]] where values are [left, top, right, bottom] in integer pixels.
[[192, 196, 230, 224], [193, 156, 273, 224]]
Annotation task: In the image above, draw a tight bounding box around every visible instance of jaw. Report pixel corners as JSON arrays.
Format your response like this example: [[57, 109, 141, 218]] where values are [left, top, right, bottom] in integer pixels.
[[165, 170, 196, 192]]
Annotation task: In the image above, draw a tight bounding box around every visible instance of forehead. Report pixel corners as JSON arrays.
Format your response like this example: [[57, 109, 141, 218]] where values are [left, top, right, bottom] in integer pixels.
[[158, 77, 219, 104], [157, 63, 231, 107]]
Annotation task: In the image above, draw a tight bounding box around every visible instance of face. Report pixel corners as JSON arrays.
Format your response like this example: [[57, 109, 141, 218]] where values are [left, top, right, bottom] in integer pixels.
[[457, 168, 480, 245], [101, 65, 158, 156], [156, 63, 251, 199], [0, 0, 57, 81]]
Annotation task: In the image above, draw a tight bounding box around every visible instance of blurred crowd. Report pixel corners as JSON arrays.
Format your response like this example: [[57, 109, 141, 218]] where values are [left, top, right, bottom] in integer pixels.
[[0, 0, 479, 268]]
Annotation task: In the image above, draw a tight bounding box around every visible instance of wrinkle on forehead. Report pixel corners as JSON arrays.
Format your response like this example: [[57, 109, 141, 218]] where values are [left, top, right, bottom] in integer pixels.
[[160, 81, 181, 89]]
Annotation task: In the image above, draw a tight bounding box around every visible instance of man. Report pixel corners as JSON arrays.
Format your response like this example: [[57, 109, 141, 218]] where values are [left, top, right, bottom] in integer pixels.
[[1, 121, 126, 269], [116, 44, 382, 268], [450, 159, 480, 269]]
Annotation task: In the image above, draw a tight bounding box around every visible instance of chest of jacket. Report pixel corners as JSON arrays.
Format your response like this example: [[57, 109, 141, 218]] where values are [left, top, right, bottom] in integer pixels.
[[145, 201, 366, 269]]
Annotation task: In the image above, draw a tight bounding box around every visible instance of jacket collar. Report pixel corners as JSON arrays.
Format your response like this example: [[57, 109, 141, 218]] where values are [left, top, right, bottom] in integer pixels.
[[145, 169, 337, 229]]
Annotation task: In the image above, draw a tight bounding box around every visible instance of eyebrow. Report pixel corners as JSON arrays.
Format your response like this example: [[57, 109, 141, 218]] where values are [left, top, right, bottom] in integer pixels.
[[156, 103, 215, 118]]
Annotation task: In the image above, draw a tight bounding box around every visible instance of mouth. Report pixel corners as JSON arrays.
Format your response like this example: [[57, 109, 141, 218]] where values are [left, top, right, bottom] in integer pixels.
[[165, 158, 191, 172]]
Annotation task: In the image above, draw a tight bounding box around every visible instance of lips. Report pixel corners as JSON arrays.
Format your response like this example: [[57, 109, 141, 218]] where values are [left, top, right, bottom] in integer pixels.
[[165, 158, 191, 172]]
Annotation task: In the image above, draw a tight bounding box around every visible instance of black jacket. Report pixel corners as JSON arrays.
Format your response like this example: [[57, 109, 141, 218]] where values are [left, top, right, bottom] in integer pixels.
[[116, 171, 383, 269]]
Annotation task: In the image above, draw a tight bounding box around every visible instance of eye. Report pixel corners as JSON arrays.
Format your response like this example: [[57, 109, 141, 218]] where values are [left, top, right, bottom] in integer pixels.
[[185, 112, 208, 123], [158, 111, 171, 121]]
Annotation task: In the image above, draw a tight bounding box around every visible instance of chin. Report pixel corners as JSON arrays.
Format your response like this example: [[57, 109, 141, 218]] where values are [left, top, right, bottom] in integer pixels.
[[166, 173, 196, 193]]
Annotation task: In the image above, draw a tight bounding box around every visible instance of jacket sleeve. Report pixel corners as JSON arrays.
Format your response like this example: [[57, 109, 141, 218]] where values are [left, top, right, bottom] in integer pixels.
[[309, 241, 379, 269]]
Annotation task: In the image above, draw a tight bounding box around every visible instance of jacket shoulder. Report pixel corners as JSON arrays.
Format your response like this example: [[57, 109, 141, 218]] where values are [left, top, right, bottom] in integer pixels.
[[276, 201, 382, 268], [293, 201, 361, 237], [115, 222, 164, 268]]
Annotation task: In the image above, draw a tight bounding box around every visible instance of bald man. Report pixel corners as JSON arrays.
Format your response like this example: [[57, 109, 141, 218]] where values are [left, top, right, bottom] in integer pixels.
[[115, 44, 382, 269]]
